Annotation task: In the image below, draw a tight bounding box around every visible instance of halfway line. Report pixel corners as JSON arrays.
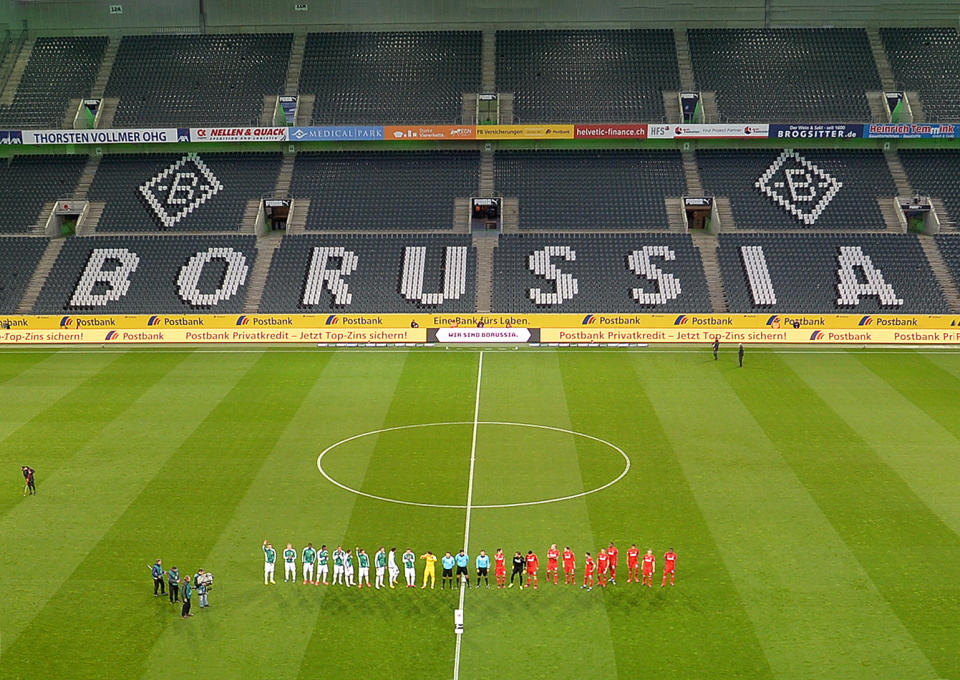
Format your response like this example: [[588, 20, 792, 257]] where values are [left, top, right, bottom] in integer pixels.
[[454, 350, 483, 680]]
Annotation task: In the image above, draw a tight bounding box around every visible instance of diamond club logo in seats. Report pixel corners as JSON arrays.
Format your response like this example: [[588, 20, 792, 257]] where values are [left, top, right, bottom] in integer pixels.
[[139, 154, 221, 228], [756, 150, 842, 225]]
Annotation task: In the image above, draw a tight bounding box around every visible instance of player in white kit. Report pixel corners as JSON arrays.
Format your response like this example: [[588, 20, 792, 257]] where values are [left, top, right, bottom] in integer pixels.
[[388, 547, 400, 588]]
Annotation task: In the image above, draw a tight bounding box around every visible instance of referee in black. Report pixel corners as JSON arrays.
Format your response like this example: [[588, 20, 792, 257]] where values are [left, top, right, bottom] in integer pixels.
[[738, 343, 745, 367], [712, 338, 719, 360], [21, 465, 36, 495], [509, 551, 525, 588]]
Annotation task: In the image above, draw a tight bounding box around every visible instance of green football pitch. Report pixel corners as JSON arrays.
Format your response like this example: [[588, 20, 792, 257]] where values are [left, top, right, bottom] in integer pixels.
[[1, 346, 959, 680]]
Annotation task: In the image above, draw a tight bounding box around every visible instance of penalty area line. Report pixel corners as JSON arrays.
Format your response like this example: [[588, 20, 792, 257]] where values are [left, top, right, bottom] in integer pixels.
[[454, 350, 483, 680]]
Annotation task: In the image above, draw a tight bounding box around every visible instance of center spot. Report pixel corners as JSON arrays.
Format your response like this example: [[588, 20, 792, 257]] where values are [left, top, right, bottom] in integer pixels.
[[317, 421, 630, 509]]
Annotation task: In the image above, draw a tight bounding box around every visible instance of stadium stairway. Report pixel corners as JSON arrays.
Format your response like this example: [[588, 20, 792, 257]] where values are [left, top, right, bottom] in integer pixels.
[[691, 231, 728, 312], [16, 238, 62, 313], [884, 149, 915, 197], [78, 201, 104, 235], [0, 39, 18, 86], [482, 30, 496, 92], [905, 90, 926, 123], [499, 93, 514, 124], [275, 153, 295, 196], [662, 91, 681, 123], [673, 29, 696, 91], [479, 150, 494, 196], [715, 197, 736, 230], [29, 202, 56, 235], [241, 199, 261, 234], [473, 234, 496, 312], [867, 29, 898, 91], [918, 236, 960, 312], [295, 94, 314, 125], [866, 92, 888, 122], [243, 234, 281, 313], [286, 199, 309, 234], [665, 198, 685, 231], [932, 197, 955, 230], [285, 33, 306, 96], [0, 37, 34, 106], [681, 151, 704, 194], [878, 198, 901, 231], [61, 98, 81, 127], [453, 197, 470, 233], [89, 36, 118, 100], [501, 198, 519, 233], [72, 155, 100, 200], [97, 98, 118, 128]]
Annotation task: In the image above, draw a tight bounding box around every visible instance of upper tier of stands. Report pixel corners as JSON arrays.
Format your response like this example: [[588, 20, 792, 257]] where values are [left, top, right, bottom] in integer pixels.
[[492, 233, 711, 312], [259, 234, 477, 313], [718, 233, 947, 313], [697, 149, 896, 230], [33, 235, 258, 313], [88, 152, 281, 232], [105, 34, 291, 127], [300, 31, 481, 125], [290, 151, 479, 231], [494, 150, 686, 230], [0, 37, 106, 129], [0, 154, 87, 233], [0, 237, 48, 313], [880, 28, 960, 123], [688, 29, 881, 122], [495, 30, 680, 123]]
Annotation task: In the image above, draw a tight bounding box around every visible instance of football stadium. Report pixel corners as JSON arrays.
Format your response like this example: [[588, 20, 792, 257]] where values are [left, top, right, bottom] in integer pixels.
[[1, 1, 960, 678]]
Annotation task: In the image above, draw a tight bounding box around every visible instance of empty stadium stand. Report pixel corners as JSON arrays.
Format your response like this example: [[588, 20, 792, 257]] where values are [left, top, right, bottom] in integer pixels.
[[104, 34, 291, 127], [718, 233, 948, 313], [880, 28, 960, 122], [0, 237, 49, 313], [492, 233, 711, 312], [494, 150, 686, 230], [0, 36, 107, 128], [932, 234, 960, 290], [696, 149, 897, 230], [898, 150, 960, 227], [0, 155, 87, 233], [299, 31, 481, 124], [688, 29, 880, 122], [32, 235, 258, 313], [87, 152, 282, 232], [258, 234, 477, 312], [495, 30, 680, 123], [290, 151, 479, 231]]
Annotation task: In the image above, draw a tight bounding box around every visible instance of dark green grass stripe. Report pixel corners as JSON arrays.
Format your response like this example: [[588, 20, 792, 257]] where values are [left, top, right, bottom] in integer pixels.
[[854, 350, 960, 443], [0, 349, 49, 386], [560, 352, 774, 680], [725, 353, 959, 678], [295, 351, 478, 679], [0, 351, 326, 680], [0, 351, 189, 519]]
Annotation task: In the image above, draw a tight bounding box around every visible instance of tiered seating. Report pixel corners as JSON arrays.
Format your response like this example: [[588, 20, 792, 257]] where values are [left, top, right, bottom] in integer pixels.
[[697, 149, 896, 230], [933, 235, 960, 290], [32, 235, 258, 313], [0, 37, 107, 128], [88, 152, 282, 232], [105, 34, 291, 127], [0, 155, 86, 233], [880, 28, 960, 122], [300, 31, 481, 124], [495, 150, 686, 230], [899, 150, 960, 225], [688, 29, 880, 121], [291, 151, 479, 231], [259, 234, 477, 312], [495, 30, 679, 123], [0, 237, 48, 313], [718, 233, 947, 312], [492, 234, 711, 312]]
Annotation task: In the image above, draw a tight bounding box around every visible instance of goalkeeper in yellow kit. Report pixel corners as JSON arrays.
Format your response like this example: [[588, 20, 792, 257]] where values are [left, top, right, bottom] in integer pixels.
[[420, 551, 437, 589]]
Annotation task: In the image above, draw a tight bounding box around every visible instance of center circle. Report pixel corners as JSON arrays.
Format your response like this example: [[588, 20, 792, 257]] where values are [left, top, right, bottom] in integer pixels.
[[316, 421, 630, 509]]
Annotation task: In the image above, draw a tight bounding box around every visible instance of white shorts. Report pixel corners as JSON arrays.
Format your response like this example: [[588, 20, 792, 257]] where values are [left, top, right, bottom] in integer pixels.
[[334, 565, 344, 575], [376, 566, 385, 576], [359, 567, 369, 578], [318, 564, 329, 574], [303, 562, 314, 575], [389, 566, 399, 576], [405, 567, 415, 578], [264, 563, 275, 574]]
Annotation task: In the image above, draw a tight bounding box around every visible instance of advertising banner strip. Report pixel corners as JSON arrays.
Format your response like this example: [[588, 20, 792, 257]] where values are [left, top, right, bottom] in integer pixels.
[[474, 125, 574, 139], [7, 313, 960, 331], [190, 127, 289, 142], [289, 126, 384, 141], [768, 123, 862, 139], [20, 128, 183, 145], [540, 327, 960, 344], [863, 123, 959, 139], [573, 124, 648, 139], [383, 125, 476, 140], [648, 124, 769, 139], [0, 328, 427, 344]]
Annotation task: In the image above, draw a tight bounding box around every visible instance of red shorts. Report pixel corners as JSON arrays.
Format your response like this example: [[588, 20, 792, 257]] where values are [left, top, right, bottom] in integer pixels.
[[628, 561, 638, 569], [526, 569, 537, 576], [495, 568, 505, 576], [547, 560, 558, 571], [584, 570, 595, 578], [642, 568, 653, 575], [664, 566, 675, 574]]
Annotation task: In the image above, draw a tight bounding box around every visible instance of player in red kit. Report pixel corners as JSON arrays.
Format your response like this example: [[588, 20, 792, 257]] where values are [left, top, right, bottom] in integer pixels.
[[626, 544, 640, 583], [494, 548, 506, 588], [641, 549, 655, 587], [546, 544, 560, 585], [562, 546, 576, 584], [597, 548, 609, 587], [525, 550, 539, 589], [607, 542, 619, 584], [662, 548, 677, 586], [581, 552, 595, 591]]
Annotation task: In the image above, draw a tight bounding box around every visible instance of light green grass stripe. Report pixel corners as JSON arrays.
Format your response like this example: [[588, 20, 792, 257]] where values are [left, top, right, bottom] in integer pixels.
[[562, 352, 773, 680], [0, 351, 321, 680], [137, 351, 408, 680], [801, 351, 960, 541], [0, 351, 258, 657], [639, 353, 937, 680], [296, 351, 479, 679], [0, 350, 48, 387], [769, 352, 960, 678], [0, 352, 187, 521], [462, 351, 618, 680]]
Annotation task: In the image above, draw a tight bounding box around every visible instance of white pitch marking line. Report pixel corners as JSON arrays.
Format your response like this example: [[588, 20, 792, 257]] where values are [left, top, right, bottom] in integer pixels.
[[454, 350, 483, 680]]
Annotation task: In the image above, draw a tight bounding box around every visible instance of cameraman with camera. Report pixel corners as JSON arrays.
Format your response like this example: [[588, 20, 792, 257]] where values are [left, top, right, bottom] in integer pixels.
[[194, 568, 212, 608]]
